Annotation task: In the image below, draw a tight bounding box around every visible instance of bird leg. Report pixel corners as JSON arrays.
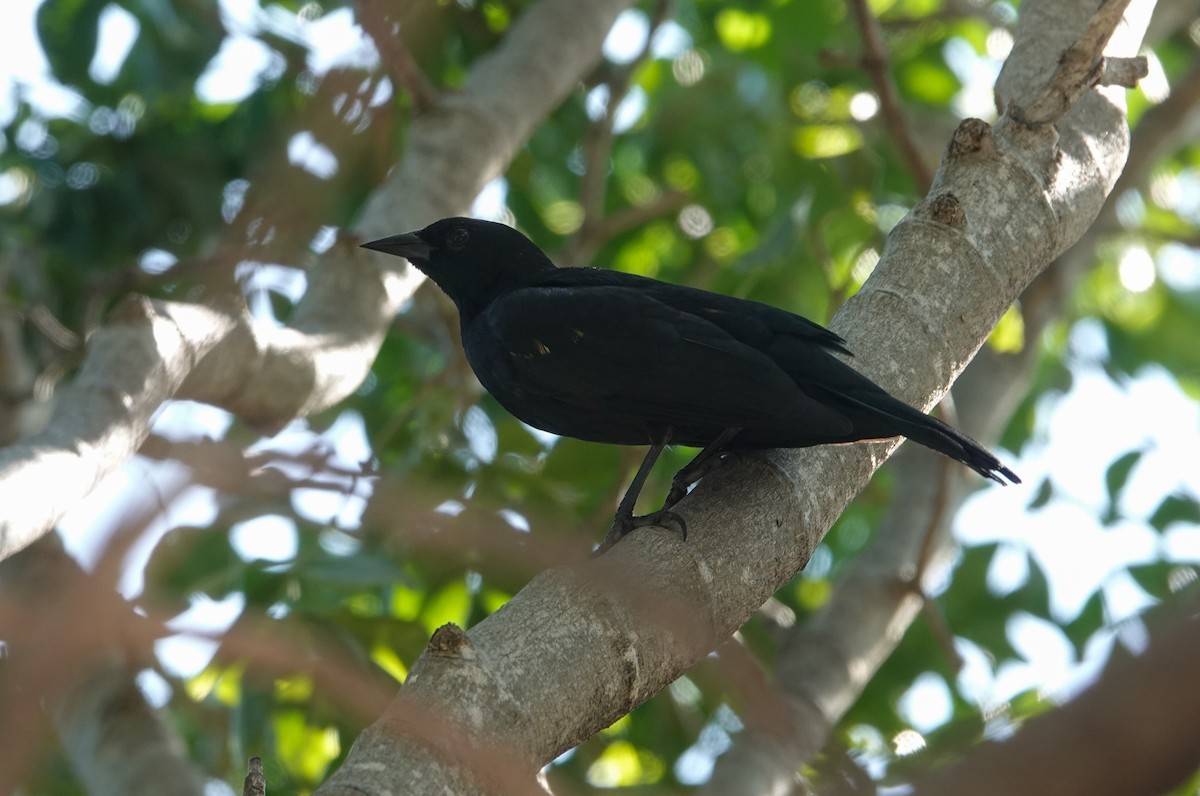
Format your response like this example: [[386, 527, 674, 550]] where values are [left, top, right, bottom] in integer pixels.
[[663, 427, 742, 509], [601, 431, 686, 551]]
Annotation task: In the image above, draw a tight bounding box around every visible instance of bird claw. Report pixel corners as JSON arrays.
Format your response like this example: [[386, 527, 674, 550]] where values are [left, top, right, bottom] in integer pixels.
[[599, 509, 687, 552]]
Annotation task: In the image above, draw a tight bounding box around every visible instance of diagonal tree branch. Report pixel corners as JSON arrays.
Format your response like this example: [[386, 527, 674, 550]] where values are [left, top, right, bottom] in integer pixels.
[[1008, 0, 1143, 125], [704, 5, 1199, 789]]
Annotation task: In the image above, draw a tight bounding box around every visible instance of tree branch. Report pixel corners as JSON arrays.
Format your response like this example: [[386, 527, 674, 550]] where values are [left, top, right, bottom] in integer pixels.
[[1008, 0, 1145, 126], [707, 0, 1191, 788], [54, 661, 208, 796], [846, 0, 935, 192], [0, 535, 204, 794], [913, 590, 1200, 796], [357, 0, 438, 112], [0, 0, 639, 564], [0, 529, 401, 793], [243, 757, 266, 796], [0, 298, 239, 561], [317, 0, 1156, 791]]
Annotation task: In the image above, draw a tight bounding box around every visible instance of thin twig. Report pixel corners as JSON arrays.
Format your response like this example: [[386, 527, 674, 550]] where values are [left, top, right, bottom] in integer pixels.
[[913, 457, 952, 581], [358, 0, 439, 112], [920, 595, 965, 671], [595, 188, 690, 241], [1111, 58, 1200, 194], [846, 0, 934, 192], [912, 455, 965, 672], [1010, 0, 1142, 126], [567, 0, 675, 263], [243, 756, 266, 796]]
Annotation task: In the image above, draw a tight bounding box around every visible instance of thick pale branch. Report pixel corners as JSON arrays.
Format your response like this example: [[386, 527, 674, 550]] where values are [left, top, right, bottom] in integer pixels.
[[0, 299, 238, 561], [317, 0, 1156, 791], [709, 0, 1183, 789], [0, 247, 402, 561], [702, 447, 971, 795], [54, 661, 208, 796]]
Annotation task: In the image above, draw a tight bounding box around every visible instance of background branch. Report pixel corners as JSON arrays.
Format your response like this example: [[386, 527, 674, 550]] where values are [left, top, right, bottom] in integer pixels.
[[846, 0, 935, 191], [357, 0, 438, 112], [914, 589, 1200, 796], [0, 0, 640, 564], [565, 0, 675, 264]]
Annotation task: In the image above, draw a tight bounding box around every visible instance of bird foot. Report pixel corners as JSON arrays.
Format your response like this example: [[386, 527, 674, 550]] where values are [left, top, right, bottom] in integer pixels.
[[598, 509, 687, 552]]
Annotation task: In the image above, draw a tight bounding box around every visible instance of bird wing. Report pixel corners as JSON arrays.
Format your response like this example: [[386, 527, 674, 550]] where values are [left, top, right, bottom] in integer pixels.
[[473, 285, 854, 435], [533, 266, 853, 356]]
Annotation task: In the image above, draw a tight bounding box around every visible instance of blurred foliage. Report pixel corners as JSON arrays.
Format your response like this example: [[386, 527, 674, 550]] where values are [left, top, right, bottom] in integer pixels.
[[4, 0, 1199, 792]]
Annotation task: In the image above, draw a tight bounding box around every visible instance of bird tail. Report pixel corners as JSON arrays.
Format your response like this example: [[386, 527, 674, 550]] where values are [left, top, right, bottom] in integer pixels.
[[807, 365, 1020, 485], [876, 396, 1020, 484]]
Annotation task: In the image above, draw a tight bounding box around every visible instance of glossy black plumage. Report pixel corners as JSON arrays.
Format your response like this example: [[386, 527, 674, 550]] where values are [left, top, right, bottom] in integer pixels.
[[363, 218, 1018, 544]]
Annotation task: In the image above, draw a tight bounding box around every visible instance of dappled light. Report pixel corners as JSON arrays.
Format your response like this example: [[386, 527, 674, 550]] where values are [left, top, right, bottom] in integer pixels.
[[0, 0, 1198, 793]]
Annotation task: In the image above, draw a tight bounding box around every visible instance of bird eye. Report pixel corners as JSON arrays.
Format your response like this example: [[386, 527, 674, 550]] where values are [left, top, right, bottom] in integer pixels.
[[447, 227, 470, 251]]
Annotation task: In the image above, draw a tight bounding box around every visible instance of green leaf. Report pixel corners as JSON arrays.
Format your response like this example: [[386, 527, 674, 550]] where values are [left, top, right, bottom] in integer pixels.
[[898, 60, 959, 105], [715, 10, 772, 52], [1026, 478, 1053, 510], [988, 304, 1026, 353], [1007, 686, 1055, 723], [1148, 493, 1200, 532], [585, 740, 665, 787], [273, 710, 341, 783], [1126, 562, 1175, 600], [36, 0, 106, 87], [303, 551, 408, 587], [420, 579, 471, 636], [1062, 591, 1106, 657], [146, 526, 243, 601], [792, 124, 864, 159], [1105, 449, 1144, 506]]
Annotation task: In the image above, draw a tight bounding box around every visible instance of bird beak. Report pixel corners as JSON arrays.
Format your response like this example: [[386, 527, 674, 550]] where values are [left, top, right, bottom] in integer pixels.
[[361, 232, 433, 262]]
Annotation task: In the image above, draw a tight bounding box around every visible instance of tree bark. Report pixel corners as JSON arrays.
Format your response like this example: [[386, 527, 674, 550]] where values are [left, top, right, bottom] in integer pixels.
[[318, 0, 1157, 792], [705, 0, 1200, 790]]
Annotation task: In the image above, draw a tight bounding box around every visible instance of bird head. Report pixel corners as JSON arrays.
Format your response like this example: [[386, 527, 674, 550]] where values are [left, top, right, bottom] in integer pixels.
[[362, 217, 555, 317]]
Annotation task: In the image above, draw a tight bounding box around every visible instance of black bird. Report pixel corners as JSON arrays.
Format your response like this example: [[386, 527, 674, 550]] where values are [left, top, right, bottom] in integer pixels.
[[363, 218, 1019, 548]]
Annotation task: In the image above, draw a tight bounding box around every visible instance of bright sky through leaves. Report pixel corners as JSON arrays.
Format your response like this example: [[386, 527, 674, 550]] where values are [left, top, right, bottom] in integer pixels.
[[3, 0, 1198, 761]]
